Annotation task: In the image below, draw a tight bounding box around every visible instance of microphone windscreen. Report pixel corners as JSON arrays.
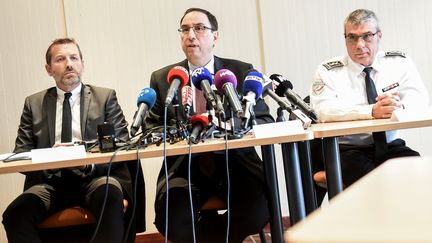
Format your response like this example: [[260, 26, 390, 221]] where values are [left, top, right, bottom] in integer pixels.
[[137, 87, 157, 108], [214, 69, 237, 91], [191, 115, 209, 127], [191, 66, 213, 90], [167, 66, 189, 87], [243, 71, 263, 99], [269, 74, 284, 83], [275, 80, 294, 97]]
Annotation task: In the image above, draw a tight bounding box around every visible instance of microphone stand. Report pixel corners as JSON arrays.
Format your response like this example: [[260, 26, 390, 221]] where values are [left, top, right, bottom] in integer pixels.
[[172, 93, 188, 140], [276, 107, 287, 122], [227, 108, 243, 140]]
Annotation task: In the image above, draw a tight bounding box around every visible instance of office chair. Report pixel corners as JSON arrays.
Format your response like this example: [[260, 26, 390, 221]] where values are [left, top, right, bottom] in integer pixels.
[[38, 200, 128, 243], [37, 161, 146, 243]]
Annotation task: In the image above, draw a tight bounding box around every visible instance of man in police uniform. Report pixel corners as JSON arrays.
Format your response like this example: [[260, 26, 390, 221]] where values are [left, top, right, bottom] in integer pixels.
[[310, 9, 429, 186]]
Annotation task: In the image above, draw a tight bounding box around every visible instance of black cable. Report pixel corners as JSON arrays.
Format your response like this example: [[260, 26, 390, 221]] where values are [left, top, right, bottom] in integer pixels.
[[163, 106, 169, 243], [187, 140, 197, 242], [89, 144, 129, 243], [223, 121, 231, 243], [123, 147, 140, 243]]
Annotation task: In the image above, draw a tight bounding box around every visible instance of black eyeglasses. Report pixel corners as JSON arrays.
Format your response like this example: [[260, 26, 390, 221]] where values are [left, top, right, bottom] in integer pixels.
[[178, 24, 214, 35], [344, 31, 379, 44]]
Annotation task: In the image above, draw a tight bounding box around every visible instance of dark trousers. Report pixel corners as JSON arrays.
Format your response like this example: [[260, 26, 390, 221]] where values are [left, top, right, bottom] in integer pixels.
[[340, 138, 420, 186], [154, 152, 269, 243], [2, 174, 125, 243]]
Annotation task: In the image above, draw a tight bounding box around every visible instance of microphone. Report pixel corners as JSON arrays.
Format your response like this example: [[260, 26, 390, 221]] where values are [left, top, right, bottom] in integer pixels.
[[165, 66, 189, 106], [242, 70, 264, 128], [181, 85, 193, 117], [191, 67, 216, 111], [270, 74, 318, 122], [262, 75, 312, 128], [189, 115, 209, 143], [130, 88, 157, 137], [214, 69, 243, 118], [262, 75, 292, 111]]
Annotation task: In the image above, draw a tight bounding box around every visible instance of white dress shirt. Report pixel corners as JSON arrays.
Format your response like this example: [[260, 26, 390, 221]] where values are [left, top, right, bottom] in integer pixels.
[[310, 51, 429, 145]]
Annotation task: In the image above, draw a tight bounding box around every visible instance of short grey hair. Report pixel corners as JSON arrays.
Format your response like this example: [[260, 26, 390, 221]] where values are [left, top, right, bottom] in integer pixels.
[[344, 9, 381, 34]]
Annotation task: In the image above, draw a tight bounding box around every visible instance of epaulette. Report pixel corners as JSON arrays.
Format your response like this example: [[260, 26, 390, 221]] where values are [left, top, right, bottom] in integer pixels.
[[385, 51, 406, 58], [322, 60, 344, 70]]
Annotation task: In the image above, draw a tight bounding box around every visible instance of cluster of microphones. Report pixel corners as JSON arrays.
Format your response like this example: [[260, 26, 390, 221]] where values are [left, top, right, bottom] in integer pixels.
[[129, 66, 318, 145]]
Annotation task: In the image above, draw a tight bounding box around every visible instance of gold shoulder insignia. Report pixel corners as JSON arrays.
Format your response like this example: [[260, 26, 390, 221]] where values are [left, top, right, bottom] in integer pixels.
[[385, 51, 406, 58], [322, 61, 344, 70]]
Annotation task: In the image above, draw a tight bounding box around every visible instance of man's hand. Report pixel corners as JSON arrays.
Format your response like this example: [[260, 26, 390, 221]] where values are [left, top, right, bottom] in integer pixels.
[[372, 91, 403, 118]]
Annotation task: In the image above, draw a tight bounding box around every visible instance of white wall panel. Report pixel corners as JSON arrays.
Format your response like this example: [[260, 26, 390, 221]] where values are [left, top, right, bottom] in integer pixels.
[[0, 0, 65, 241]]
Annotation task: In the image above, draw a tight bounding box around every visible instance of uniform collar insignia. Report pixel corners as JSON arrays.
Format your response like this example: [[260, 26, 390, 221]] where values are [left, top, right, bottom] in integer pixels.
[[323, 60, 344, 70], [385, 51, 406, 58]]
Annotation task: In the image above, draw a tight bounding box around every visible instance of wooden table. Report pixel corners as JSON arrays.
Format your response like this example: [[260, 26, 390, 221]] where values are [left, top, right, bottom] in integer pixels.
[[285, 156, 432, 243], [1, 130, 313, 243], [310, 117, 432, 199], [0, 132, 312, 174]]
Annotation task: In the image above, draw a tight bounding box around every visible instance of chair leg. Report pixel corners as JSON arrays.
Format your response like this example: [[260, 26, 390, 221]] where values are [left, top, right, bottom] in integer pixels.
[[259, 229, 267, 243]]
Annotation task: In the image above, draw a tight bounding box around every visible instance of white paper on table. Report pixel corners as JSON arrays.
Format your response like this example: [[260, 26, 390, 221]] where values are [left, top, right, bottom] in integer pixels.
[[390, 106, 432, 122], [252, 120, 304, 139], [31, 145, 86, 163]]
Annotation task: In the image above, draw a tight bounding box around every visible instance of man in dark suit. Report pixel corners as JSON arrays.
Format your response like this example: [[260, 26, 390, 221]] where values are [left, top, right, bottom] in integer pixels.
[[2, 38, 144, 243], [146, 8, 274, 243]]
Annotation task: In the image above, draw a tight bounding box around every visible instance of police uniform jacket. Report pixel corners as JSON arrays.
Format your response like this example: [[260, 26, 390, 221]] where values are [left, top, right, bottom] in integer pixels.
[[310, 51, 429, 145]]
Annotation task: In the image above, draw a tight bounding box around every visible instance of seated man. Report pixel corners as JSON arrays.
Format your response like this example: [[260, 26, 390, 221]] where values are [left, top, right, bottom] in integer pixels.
[[310, 9, 429, 186], [2, 38, 144, 243], [146, 8, 274, 243]]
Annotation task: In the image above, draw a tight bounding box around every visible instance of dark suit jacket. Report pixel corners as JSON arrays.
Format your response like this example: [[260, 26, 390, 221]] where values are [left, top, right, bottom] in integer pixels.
[[146, 56, 274, 189], [13, 83, 145, 233]]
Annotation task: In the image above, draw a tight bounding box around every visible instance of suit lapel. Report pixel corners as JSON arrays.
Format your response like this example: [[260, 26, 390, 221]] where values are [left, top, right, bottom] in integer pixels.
[[178, 59, 190, 85], [214, 56, 224, 73], [45, 88, 57, 145], [80, 84, 91, 138]]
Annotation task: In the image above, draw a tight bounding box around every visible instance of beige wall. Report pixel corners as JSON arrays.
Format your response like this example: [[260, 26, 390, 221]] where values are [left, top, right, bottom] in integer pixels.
[[1, 0, 432, 241]]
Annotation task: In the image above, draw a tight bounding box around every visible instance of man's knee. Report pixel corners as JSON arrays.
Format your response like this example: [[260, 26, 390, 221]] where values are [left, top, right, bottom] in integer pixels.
[[3, 193, 46, 229], [154, 187, 195, 240]]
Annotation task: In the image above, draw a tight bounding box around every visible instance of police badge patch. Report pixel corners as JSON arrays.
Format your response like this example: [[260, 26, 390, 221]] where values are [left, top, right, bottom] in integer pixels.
[[322, 60, 344, 70], [312, 81, 325, 95]]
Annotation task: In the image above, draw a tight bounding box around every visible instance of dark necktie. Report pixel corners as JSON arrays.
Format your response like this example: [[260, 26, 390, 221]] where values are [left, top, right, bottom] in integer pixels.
[[61, 92, 72, 143], [363, 67, 387, 158]]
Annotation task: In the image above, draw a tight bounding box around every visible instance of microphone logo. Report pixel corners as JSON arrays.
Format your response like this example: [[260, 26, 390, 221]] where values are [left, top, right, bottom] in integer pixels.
[[139, 88, 153, 97], [244, 74, 263, 82], [218, 70, 233, 77], [191, 66, 205, 77], [173, 66, 188, 73]]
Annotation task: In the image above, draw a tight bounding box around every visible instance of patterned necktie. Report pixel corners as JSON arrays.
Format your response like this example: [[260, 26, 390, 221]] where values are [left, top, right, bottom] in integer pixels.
[[363, 67, 388, 159], [61, 92, 72, 142], [195, 88, 207, 115]]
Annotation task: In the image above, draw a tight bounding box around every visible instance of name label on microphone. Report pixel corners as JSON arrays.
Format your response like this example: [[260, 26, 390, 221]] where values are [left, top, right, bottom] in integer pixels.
[[253, 120, 304, 139]]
